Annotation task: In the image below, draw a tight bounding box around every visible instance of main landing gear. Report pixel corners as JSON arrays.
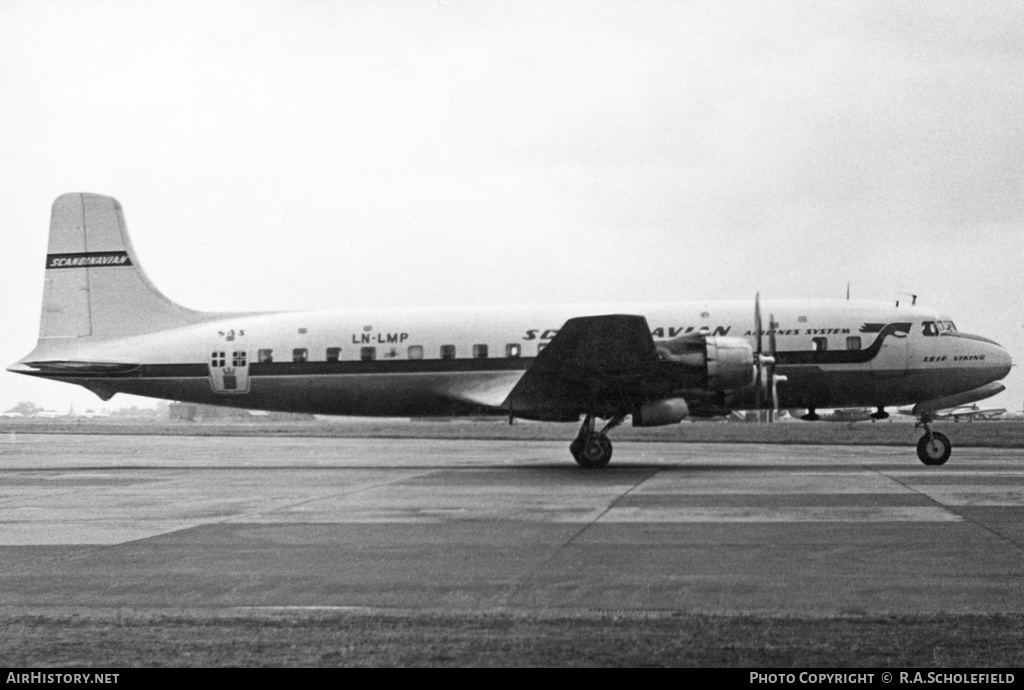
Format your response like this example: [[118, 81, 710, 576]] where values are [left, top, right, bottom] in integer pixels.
[[570, 412, 625, 468], [915, 412, 952, 466]]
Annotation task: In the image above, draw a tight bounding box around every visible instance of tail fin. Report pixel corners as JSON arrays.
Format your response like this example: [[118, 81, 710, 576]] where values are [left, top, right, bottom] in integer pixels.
[[40, 193, 218, 340]]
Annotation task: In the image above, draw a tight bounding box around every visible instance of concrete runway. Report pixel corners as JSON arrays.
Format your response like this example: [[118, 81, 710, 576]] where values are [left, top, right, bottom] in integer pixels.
[[1, 433, 1023, 616]]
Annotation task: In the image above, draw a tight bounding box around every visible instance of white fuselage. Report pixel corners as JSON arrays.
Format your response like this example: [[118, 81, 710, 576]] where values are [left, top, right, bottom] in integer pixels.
[[17, 299, 1012, 419]]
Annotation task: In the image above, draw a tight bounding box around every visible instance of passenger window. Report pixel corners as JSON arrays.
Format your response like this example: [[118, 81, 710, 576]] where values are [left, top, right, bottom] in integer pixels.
[[846, 336, 861, 351], [473, 344, 488, 358], [326, 347, 341, 362], [257, 349, 273, 364], [361, 346, 376, 361], [232, 351, 247, 367], [408, 345, 424, 360], [922, 322, 939, 337], [812, 337, 828, 352], [293, 348, 308, 363], [440, 345, 456, 360], [506, 343, 521, 358], [211, 351, 226, 367]]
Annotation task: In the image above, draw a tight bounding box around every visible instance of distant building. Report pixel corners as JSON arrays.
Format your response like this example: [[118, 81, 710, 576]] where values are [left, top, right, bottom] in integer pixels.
[[168, 402, 313, 422]]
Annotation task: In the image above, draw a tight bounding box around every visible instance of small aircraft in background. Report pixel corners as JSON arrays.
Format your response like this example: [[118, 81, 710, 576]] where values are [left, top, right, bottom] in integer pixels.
[[8, 193, 1014, 468], [815, 408, 878, 423], [899, 403, 1008, 422]]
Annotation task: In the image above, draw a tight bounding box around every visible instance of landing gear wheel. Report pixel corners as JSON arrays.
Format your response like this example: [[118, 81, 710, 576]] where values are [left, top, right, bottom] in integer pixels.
[[571, 432, 612, 469], [917, 431, 951, 466]]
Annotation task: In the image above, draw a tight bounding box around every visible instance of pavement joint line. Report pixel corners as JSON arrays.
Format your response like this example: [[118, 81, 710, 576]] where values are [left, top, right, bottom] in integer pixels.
[[218, 467, 438, 522], [0, 471, 137, 507], [496, 466, 662, 608], [0, 466, 439, 548], [877, 469, 1024, 553]]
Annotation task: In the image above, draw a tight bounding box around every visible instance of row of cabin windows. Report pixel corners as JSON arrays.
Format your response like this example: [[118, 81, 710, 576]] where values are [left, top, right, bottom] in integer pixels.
[[226, 325, 943, 366], [247, 336, 870, 364], [255, 343, 524, 364]]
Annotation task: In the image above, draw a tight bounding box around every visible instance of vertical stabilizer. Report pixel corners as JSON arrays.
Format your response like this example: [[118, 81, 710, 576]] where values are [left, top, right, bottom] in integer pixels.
[[40, 193, 218, 340]]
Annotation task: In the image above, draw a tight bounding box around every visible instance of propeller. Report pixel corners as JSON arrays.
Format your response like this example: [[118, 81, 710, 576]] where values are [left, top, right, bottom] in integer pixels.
[[768, 313, 788, 421], [753, 294, 787, 423], [754, 293, 764, 420]]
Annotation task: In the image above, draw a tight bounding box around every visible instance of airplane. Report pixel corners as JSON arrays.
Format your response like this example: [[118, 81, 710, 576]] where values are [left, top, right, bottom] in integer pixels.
[[8, 193, 1014, 468], [945, 405, 1008, 421], [898, 403, 1008, 422], [817, 408, 877, 423]]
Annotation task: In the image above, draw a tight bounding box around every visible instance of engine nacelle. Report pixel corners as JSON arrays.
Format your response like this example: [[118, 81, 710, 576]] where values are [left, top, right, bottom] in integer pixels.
[[632, 397, 689, 427], [657, 334, 755, 391]]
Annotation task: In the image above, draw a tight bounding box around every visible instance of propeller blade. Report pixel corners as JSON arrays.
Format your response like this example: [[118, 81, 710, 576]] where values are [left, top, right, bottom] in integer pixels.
[[754, 292, 763, 356], [762, 312, 783, 423], [772, 373, 789, 423], [754, 293, 764, 420], [771, 375, 779, 422]]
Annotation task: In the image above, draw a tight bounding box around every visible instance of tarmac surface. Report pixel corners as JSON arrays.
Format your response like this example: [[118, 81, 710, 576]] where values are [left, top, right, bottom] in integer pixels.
[[1, 433, 1023, 616]]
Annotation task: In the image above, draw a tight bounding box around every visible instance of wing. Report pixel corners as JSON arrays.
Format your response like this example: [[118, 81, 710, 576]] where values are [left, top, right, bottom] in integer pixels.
[[502, 315, 673, 421]]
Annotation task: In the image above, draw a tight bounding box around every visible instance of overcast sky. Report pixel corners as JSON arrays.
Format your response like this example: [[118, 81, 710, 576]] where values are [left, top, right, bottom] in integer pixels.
[[1, 0, 1021, 413]]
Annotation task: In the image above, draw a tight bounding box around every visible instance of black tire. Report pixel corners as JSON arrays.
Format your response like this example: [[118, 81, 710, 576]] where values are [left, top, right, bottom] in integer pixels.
[[917, 431, 951, 466], [569, 436, 584, 462], [572, 432, 613, 468]]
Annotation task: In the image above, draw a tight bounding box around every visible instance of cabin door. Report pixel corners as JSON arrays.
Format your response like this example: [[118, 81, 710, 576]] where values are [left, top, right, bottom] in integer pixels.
[[209, 348, 251, 393], [870, 333, 909, 377]]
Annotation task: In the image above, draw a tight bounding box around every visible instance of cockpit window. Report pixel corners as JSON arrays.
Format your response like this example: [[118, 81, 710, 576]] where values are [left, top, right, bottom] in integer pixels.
[[923, 320, 957, 337]]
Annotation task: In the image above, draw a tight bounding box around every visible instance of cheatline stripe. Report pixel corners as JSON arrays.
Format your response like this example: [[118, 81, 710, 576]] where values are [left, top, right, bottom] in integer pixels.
[[30, 358, 538, 379]]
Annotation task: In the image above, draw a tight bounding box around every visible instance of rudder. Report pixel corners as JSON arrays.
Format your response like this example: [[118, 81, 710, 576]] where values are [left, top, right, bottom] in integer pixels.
[[40, 193, 216, 340]]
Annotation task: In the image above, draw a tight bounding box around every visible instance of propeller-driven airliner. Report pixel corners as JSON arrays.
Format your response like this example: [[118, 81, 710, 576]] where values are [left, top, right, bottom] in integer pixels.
[[9, 194, 1013, 467]]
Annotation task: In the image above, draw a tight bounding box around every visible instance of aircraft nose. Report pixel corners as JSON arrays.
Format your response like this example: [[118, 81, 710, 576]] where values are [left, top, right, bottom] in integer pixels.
[[991, 340, 1013, 380], [940, 331, 1012, 388], [958, 332, 1013, 382]]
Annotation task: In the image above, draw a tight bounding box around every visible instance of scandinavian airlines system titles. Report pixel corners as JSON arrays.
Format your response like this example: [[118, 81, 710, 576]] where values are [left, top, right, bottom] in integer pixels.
[[524, 326, 853, 340]]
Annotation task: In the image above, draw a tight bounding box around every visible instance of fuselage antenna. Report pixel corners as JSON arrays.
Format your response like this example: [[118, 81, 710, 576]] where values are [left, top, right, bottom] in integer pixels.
[[896, 292, 918, 307]]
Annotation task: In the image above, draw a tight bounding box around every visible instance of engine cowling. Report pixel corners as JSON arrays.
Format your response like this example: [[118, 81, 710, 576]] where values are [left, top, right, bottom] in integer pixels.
[[656, 334, 755, 391], [632, 397, 689, 427]]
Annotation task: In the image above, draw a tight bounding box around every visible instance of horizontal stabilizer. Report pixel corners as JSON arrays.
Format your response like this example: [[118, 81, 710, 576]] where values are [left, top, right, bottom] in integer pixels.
[[13, 360, 141, 376]]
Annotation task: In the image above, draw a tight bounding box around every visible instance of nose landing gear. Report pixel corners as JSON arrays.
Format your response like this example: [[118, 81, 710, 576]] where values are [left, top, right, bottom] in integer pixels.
[[915, 412, 951, 466]]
